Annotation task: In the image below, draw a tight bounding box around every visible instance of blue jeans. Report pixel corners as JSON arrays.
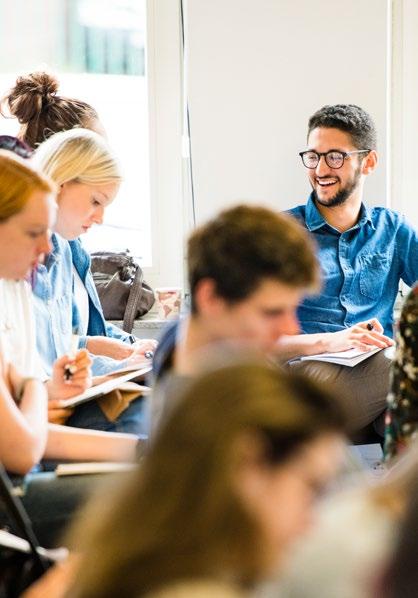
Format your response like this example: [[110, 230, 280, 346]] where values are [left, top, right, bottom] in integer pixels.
[[65, 396, 148, 435]]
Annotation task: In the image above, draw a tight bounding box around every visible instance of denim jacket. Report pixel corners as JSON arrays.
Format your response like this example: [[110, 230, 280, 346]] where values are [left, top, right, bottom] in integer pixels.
[[32, 234, 130, 376]]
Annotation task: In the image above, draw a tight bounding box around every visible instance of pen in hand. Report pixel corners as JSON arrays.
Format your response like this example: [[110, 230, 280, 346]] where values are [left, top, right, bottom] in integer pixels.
[[366, 322, 374, 331], [64, 333, 80, 381]]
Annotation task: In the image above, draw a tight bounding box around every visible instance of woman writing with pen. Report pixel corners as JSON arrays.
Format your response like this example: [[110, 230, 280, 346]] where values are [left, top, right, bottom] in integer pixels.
[[31, 127, 151, 434], [0, 149, 141, 545]]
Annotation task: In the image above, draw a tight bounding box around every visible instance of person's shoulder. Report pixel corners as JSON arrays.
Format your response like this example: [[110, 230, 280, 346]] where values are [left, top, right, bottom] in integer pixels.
[[153, 319, 181, 381], [369, 206, 416, 237], [0, 278, 30, 299], [369, 206, 405, 226], [158, 319, 180, 346], [285, 204, 307, 225], [286, 204, 306, 216]]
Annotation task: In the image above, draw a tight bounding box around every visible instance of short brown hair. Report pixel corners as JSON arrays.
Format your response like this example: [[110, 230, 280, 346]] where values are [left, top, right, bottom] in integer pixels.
[[1, 72, 98, 149], [308, 104, 377, 150], [188, 204, 319, 313]]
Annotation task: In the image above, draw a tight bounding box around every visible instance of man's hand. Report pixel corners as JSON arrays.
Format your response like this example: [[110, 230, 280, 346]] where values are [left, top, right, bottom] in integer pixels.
[[322, 319, 394, 353], [47, 349, 92, 402]]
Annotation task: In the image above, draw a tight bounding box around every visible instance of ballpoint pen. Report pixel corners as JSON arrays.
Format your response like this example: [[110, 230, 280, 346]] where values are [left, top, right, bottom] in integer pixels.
[[64, 332, 80, 381]]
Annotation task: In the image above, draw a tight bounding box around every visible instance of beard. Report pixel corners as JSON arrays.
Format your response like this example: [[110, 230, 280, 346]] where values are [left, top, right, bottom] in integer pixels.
[[312, 166, 362, 208]]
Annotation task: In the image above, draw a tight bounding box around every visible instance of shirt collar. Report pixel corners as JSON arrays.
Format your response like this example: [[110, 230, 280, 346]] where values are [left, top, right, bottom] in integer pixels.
[[305, 195, 327, 231], [45, 233, 61, 268], [305, 194, 375, 232], [358, 203, 375, 230]]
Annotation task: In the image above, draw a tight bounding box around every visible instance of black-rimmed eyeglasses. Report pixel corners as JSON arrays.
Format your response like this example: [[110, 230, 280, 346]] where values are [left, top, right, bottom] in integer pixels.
[[0, 135, 33, 159], [299, 149, 370, 169]]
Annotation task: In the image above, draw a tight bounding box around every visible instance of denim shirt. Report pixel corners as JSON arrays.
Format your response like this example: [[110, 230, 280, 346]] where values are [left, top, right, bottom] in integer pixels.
[[288, 195, 418, 337], [33, 234, 130, 377]]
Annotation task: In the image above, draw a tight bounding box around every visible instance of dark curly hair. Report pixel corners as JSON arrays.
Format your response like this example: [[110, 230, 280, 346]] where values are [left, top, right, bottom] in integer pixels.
[[307, 104, 377, 150]]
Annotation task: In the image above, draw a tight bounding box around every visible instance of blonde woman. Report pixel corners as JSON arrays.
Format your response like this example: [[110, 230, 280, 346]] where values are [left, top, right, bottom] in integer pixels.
[[0, 151, 140, 545], [32, 128, 152, 434]]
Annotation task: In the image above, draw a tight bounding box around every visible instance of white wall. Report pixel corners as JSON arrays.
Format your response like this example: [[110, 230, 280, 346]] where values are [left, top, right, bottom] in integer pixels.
[[185, 0, 389, 224], [391, 0, 418, 226], [0, 0, 64, 72]]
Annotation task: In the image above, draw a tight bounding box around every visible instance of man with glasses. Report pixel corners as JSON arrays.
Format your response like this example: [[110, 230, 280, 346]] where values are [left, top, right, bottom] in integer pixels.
[[279, 104, 418, 434]]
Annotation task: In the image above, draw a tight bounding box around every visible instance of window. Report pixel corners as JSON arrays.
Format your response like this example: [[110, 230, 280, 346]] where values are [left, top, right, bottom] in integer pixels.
[[0, 0, 152, 266]]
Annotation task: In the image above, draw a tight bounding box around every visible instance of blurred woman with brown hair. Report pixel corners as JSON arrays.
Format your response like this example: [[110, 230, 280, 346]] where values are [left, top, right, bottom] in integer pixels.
[[67, 360, 347, 598]]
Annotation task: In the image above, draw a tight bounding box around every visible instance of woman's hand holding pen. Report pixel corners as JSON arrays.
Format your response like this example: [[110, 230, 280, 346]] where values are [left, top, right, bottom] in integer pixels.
[[46, 349, 92, 404], [46, 349, 92, 424], [321, 318, 395, 353]]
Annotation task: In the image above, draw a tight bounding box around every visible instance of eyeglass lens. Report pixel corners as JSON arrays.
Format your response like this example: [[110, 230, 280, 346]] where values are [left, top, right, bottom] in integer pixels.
[[302, 151, 344, 169]]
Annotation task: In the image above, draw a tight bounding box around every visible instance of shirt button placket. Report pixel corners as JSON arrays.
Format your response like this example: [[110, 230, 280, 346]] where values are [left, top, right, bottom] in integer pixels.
[[339, 235, 351, 316]]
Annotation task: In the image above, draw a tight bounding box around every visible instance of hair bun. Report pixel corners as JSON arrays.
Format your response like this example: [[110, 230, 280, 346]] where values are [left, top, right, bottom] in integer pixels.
[[5, 72, 60, 124], [14, 72, 59, 99]]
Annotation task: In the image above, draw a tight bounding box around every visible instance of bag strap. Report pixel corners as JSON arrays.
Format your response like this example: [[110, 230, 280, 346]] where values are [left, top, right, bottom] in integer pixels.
[[0, 463, 48, 574], [122, 265, 145, 333]]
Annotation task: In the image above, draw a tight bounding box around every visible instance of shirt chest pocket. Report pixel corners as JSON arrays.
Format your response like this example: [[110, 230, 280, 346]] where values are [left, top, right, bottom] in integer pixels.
[[359, 254, 391, 300]]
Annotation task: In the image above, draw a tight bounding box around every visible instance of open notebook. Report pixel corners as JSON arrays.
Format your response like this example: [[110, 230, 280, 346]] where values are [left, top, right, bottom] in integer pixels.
[[61, 363, 152, 409], [296, 346, 383, 367]]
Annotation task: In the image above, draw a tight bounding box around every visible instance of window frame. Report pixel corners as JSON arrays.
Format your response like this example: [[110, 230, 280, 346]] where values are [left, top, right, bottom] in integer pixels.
[[145, 0, 185, 289]]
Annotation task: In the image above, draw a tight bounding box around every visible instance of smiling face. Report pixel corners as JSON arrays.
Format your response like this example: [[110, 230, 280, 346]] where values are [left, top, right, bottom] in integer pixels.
[[307, 127, 371, 208], [54, 180, 119, 240], [0, 190, 56, 279]]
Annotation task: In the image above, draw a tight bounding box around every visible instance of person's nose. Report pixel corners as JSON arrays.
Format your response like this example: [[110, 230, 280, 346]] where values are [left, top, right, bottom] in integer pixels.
[[315, 154, 331, 177], [39, 232, 52, 255], [281, 311, 300, 336], [93, 205, 105, 225]]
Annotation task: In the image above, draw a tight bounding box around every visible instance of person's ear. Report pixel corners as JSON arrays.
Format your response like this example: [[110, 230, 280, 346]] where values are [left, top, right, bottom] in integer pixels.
[[233, 433, 271, 507], [362, 149, 378, 175], [194, 278, 225, 316], [55, 183, 65, 204]]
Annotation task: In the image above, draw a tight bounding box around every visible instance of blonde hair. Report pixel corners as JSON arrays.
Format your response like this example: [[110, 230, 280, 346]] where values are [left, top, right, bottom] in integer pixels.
[[32, 128, 122, 187], [0, 149, 55, 222]]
